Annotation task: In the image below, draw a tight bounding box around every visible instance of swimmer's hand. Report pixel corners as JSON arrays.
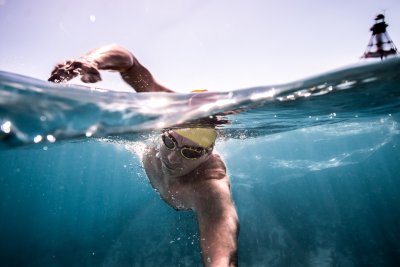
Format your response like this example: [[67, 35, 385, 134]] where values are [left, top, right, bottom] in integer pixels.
[[48, 44, 134, 84], [48, 60, 101, 83]]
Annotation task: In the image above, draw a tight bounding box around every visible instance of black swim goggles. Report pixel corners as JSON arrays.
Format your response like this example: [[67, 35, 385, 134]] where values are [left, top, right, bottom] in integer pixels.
[[161, 131, 212, 160]]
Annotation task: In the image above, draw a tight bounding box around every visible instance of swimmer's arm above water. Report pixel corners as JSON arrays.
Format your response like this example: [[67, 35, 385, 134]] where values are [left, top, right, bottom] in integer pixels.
[[48, 44, 173, 93]]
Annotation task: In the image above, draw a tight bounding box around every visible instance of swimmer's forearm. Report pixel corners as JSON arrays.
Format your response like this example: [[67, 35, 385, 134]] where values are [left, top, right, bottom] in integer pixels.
[[120, 61, 174, 93], [82, 44, 173, 93], [196, 200, 239, 267]]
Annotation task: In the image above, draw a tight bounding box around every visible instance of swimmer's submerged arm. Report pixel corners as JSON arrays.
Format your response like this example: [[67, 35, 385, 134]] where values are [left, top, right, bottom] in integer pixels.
[[193, 179, 239, 267]]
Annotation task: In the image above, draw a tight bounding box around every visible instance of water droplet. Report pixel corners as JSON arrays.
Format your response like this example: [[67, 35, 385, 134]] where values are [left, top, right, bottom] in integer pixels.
[[47, 135, 56, 143], [34, 135, 43, 143], [1, 121, 11, 133]]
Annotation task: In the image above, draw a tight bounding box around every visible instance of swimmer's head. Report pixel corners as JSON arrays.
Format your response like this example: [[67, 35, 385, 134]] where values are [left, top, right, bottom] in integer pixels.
[[174, 127, 217, 148], [173, 90, 217, 148]]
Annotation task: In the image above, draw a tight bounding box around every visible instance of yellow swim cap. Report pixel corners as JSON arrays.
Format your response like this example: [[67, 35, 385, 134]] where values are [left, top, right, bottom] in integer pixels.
[[174, 128, 217, 148], [191, 89, 208, 93]]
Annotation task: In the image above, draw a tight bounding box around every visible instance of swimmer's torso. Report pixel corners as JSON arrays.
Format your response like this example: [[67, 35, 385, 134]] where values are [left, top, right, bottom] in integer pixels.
[[143, 147, 195, 210]]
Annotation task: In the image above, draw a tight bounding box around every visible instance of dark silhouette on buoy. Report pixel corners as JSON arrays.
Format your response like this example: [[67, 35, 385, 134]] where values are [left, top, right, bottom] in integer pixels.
[[361, 14, 398, 60]]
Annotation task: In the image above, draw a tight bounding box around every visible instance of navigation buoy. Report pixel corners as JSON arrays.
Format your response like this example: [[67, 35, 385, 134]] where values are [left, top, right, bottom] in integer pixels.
[[361, 14, 399, 60]]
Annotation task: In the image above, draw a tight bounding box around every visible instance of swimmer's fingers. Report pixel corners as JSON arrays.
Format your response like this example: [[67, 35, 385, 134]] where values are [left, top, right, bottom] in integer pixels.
[[48, 60, 101, 84], [48, 60, 80, 83]]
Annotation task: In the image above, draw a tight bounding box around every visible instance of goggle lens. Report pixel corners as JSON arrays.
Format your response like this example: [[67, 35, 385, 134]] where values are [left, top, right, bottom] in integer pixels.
[[181, 148, 204, 159], [162, 134, 176, 150]]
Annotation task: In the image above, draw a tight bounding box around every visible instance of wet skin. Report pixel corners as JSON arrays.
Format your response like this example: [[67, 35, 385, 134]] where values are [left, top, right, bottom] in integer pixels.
[[144, 131, 223, 209], [143, 131, 239, 266]]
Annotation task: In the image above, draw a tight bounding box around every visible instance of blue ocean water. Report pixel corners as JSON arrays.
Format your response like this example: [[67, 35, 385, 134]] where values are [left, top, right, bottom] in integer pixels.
[[1, 59, 400, 266]]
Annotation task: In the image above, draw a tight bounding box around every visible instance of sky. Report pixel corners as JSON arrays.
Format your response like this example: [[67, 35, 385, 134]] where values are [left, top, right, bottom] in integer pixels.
[[0, 0, 399, 92]]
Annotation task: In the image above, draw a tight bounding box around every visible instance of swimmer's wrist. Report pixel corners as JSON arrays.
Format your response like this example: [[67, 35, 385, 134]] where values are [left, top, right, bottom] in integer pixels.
[[120, 51, 136, 73]]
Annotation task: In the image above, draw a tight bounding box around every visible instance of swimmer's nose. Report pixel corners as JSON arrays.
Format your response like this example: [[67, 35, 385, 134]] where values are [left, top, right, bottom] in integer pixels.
[[167, 150, 181, 164]]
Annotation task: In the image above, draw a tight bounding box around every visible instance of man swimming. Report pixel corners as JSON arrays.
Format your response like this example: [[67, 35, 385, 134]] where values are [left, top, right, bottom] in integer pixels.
[[49, 44, 239, 267]]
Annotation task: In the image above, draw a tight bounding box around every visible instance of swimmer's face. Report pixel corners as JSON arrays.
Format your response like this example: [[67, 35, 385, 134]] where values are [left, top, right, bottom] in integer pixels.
[[159, 131, 212, 177]]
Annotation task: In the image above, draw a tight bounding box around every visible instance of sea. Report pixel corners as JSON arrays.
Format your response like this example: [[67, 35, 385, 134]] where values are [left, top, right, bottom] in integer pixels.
[[1, 58, 400, 267]]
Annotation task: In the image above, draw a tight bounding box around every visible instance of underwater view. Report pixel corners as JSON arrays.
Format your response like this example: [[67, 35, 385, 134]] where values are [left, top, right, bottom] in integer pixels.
[[1, 57, 400, 266]]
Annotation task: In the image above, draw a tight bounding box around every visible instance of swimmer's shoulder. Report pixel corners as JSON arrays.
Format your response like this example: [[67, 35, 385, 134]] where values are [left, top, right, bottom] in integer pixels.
[[142, 147, 159, 169], [198, 152, 227, 181]]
